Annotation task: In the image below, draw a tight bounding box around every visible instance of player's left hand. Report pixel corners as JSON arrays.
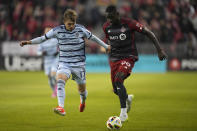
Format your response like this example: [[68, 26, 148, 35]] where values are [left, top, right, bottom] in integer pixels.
[[106, 45, 111, 53], [158, 49, 167, 61]]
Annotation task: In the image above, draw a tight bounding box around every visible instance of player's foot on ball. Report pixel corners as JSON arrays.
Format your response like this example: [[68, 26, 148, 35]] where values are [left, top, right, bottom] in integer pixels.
[[54, 106, 66, 116], [119, 113, 128, 122], [79, 102, 85, 112], [126, 94, 134, 113]]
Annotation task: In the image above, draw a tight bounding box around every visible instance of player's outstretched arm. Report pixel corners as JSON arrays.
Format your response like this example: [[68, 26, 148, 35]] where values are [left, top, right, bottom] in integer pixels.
[[142, 27, 167, 61], [89, 34, 111, 53], [20, 29, 55, 47], [20, 36, 47, 47]]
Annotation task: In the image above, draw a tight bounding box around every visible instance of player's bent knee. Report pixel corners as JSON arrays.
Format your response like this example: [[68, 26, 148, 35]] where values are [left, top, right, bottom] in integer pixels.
[[112, 83, 118, 95], [78, 83, 86, 92], [57, 73, 69, 82], [114, 72, 126, 83], [114, 81, 123, 88], [78, 87, 85, 92], [51, 71, 56, 77]]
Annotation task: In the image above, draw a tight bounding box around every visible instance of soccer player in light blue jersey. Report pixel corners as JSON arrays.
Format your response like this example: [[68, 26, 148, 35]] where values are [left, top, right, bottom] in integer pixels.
[[20, 9, 110, 116], [37, 27, 59, 98]]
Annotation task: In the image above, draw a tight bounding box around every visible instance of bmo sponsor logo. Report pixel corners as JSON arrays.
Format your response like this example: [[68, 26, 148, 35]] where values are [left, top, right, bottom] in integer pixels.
[[109, 33, 126, 40], [4, 56, 42, 71], [109, 35, 119, 40], [182, 59, 197, 70], [119, 33, 126, 40]]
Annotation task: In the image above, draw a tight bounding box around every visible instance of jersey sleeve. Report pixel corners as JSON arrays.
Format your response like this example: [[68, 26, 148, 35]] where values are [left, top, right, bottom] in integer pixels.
[[30, 28, 56, 44], [45, 29, 56, 39], [89, 34, 108, 49], [128, 19, 143, 33], [81, 26, 92, 39]]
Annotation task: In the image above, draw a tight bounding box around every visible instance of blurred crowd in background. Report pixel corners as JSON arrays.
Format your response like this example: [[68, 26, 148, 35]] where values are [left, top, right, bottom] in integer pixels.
[[0, 0, 197, 56]]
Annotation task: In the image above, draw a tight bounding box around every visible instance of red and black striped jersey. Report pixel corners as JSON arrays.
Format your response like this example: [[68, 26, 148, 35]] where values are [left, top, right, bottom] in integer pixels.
[[103, 18, 143, 61]]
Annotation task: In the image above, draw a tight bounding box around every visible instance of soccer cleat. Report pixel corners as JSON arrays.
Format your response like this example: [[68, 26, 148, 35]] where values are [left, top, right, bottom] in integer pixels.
[[79, 102, 85, 112], [126, 94, 134, 113], [119, 113, 128, 122], [54, 106, 66, 116]]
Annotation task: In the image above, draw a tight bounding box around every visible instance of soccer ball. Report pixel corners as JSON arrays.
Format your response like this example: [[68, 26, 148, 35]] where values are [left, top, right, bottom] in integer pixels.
[[106, 116, 122, 130]]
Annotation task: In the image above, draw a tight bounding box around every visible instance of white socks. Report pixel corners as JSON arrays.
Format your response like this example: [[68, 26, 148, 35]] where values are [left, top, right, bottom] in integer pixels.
[[57, 79, 65, 107], [79, 90, 88, 104], [57, 79, 88, 108], [120, 108, 127, 115]]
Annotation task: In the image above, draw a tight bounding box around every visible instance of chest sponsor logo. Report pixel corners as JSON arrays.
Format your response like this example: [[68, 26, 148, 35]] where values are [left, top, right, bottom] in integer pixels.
[[109, 35, 119, 40], [119, 33, 126, 40], [109, 33, 127, 40]]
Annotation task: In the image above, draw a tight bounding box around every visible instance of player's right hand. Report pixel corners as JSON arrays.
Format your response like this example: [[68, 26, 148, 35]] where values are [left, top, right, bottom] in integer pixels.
[[20, 41, 31, 47], [158, 49, 167, 61]]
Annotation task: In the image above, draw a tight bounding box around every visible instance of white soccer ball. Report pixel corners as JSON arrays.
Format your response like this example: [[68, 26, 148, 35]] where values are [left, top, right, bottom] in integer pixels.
[[106, 116, 122, 130]]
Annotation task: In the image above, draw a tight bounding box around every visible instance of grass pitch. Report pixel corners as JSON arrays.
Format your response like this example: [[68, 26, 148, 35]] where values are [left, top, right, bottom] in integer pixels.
[[0, 71, 197, 131]]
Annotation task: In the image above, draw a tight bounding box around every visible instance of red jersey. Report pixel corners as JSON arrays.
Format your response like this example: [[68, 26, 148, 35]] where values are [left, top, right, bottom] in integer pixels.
[[103, 18, 143, 61]]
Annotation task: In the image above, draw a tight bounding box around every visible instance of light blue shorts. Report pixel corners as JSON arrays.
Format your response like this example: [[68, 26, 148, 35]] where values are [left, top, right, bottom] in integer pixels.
[[57, 62, 86, 84]]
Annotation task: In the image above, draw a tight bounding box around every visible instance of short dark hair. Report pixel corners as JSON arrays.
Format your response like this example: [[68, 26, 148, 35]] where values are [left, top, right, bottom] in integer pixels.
[[105, 5, 117, 13]]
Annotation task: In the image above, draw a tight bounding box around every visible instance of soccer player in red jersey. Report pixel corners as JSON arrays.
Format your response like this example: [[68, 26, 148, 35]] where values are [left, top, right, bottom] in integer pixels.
[[103, 5, 167, 122]]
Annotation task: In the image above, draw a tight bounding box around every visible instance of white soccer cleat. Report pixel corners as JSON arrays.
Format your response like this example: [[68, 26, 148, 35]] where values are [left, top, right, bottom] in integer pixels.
[[126, 94, 134, 113], [119, 113, 128, 122]]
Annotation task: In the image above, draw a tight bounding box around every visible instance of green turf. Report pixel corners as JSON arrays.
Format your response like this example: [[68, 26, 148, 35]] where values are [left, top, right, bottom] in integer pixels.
[[0, 71, 197, 131]]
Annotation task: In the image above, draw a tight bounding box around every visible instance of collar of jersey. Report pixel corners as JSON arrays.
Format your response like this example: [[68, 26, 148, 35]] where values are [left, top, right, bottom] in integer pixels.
[[64, 25, 76, 32]]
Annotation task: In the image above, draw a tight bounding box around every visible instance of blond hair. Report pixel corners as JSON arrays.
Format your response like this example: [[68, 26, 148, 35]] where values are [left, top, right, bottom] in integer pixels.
[[63, 9, 77, 22]]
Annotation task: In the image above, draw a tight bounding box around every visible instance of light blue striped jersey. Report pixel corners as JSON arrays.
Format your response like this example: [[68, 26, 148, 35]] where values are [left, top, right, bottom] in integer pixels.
[[38, 38, 58, 65], [45, 24, 92, 66]]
